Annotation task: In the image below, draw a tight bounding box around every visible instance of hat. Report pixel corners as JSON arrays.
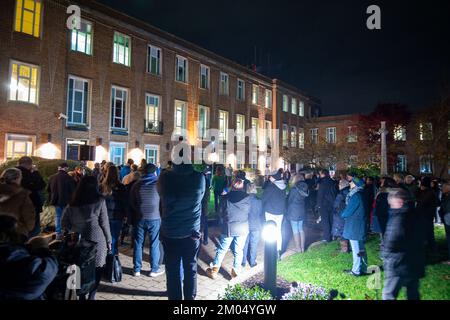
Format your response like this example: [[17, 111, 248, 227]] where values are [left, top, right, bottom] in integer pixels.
[[271, 170, 283, 181], [352, 177, 364, 188]]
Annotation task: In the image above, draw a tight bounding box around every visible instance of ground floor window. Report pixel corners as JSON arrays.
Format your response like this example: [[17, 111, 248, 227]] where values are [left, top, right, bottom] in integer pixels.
[[236, 151, 245, 169], [5, 134, 35, 160], [394, 155, 407, 173], [145, 144, 159, 165], [66, 139, 88, 161], [250, 151, 257, 169], [110, 142, 126, 165], [420, 155, 433, 174]]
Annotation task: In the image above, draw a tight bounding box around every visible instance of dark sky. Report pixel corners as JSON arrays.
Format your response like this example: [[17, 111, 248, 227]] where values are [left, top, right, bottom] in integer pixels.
[[97, 0, 450, 116]]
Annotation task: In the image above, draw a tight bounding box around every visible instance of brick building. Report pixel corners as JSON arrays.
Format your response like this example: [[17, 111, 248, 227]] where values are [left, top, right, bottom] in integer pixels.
[[0, 0, 321, 171]]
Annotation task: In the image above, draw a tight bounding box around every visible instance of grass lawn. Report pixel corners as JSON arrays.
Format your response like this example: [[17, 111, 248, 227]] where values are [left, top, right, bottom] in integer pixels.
[[278, 226, 450, 300]]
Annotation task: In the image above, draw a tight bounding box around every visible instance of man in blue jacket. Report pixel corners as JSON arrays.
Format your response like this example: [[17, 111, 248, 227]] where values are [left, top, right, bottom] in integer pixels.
[[157, 151, 206, 300], [120, 158, 134, 181], [341, 177, 368, 277]]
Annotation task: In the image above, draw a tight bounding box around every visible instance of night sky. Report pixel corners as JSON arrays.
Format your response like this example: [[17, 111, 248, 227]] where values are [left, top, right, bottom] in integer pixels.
[[97, 0, 450, 116]]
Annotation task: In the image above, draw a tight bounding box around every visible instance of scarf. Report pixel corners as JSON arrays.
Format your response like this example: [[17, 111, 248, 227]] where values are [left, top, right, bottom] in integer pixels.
[[345, 186, 363, 205]]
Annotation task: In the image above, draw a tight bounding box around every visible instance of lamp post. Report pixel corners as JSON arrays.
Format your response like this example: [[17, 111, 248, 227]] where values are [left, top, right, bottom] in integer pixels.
[[262, 220, 278, 298]]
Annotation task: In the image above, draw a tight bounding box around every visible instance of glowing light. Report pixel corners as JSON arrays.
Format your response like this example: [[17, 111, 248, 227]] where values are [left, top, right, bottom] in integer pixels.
[[128, 148, 144, 164], [262, 221, 278, 243], [36, 143, 59, 159], [95, 146, 108, 163], [226, 153, 236, 167], [208, 152, 219, 163]]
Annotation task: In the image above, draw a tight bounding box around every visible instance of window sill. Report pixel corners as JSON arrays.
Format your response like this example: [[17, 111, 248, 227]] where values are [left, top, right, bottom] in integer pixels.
[[110, 130, 128, 136], [66, 125, 89, 132]]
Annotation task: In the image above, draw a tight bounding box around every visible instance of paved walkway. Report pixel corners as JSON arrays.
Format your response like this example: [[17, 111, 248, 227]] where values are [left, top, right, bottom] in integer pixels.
[[97, 226, 298, 300]]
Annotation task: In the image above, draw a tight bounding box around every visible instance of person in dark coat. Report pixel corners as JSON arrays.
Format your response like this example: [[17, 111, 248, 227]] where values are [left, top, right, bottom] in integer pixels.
[[16, 157, 45, 237], [61, 176, 112, 300], [440, 182, 450, 264], [0, 215, 58, 300], [99, 165, 128, 256], [332, 179, 350, 252], [261, 169, 287, 254], [47, 163, 76, 237], [286, 173, 309, 252], [416, 177, 439, 252], [371, 177, 397, 237], [317, 169, 338, 242], [382, 189, 426, 300], [341, 177, 368, 276], [207, 178, 250, 279], [130, 164, 162, 278], [305, 172, 317, 218], [157, 156, 206, 300], [242, 183, 262, 267], [404, 175, 419, 203], [201, 166, 212, 246]]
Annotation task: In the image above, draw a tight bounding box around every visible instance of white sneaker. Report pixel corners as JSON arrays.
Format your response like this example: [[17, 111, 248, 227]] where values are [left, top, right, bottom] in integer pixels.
[[133, 271, 141, 277], [150, 270, 165, 277]]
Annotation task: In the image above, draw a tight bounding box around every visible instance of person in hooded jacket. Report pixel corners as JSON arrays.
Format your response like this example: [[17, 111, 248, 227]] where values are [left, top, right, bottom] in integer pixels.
[[317, 169, 338, 242], [332, 179, 350, 253], [207, 178, 250, 279], [0, 168, 35, 237], [341, 177, 368, 277], [0, 215, 58, 300], [242, 183, 262, 267], [382, 189, 426, 300], [261, 169, 287, 255], [286, 173, 309, 253]]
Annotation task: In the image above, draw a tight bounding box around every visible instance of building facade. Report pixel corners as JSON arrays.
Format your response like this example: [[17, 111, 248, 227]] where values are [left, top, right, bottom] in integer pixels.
[[0, 0, 320, 171]]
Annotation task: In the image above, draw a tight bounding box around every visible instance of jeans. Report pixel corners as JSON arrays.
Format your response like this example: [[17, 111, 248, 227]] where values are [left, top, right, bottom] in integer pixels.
[[349, 240, 367, 275], [55, 206, 64, 235], [201, 213, 209, 243], [265, 212, 283, 251], [79, 267, 104, 300], [212, 234, 247, 270], [382, 275, 420, 300], [29, 209, 41, 238], [214, 191, 221, 213], [161, 235, 200, 300], [133, 219, 161, 273], [290, 220, 304, 234], [319, 205, 333, 242], [242, 230, 260, 267], [109, 219, 123, 255]]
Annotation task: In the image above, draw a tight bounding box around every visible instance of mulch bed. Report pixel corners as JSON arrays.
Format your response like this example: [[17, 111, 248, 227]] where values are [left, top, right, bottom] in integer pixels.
[[241, 272, 292, 300]]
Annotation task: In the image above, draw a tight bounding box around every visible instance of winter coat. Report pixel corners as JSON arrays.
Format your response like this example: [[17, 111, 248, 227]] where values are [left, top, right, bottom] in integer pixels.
[[382, 206, 426, 278], [416, 188, 439, 221], [305, 178, 317, 211], [341, 187, 367, 241], [371, 189, 392, 234], [262, 179, 287, 215], [101, 183, 128, 221], [47, 170, 76, 208], [405, 183, 419, 202], [0, 184, 35, 236], [317, 177, 338, 210], [16, 166, 45, 214], [130, 174, 160, 223], [332, 187, 350, 238], [248, 194, 263, 232], [61, 199, 112, 267], [158, 164, 206, 239], [222, 190, 250, 237], [286, 181, 309, 221], [439, 193, 450, 225], [0, 244, 58, 300]]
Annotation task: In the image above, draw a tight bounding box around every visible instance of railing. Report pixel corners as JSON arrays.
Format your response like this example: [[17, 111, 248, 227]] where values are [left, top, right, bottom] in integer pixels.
[[144, 120, 163, 135]]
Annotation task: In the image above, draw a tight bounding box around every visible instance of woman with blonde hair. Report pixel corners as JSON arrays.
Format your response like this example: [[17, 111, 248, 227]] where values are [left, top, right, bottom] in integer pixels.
[[0, 168, 35, 237]]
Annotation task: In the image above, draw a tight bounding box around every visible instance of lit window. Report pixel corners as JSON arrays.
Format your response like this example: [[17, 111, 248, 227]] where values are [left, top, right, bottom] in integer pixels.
[[290, 126, 297, 147], [236, 151, 245, 169], [265, 89, 272, 108], [265, 120, 272, 147], [419, 123, 433, 141], [299, 129, 305, 149], [236, 114, 245, 143], [144, 94, 161, 134], [326, 127, 336, 144], [198, 105, 209, 140], [291, 98, 297, 115], [66, 139, 87, 161], [71, 20, 93, 55], [220, 72, 229, 95], [145, 144, 159, 164], [176, 55, 188, 83], [67, 76, 89, 126], [110, 86, 128, 130], [200, 65, 209, 89], [14, 0, 41, 37], [420, 155, 433, 174], [347, 126, 358, 142], [113, 32, 131, 66], [237, 79, 245, 101], [299, 101, 305, 117], [252, 84, 259, 105], [219, 110, 229, 142], [174, 100, 187, 136], [250, 151, 257, 169], [310, 128, 318, 144], [394, 155, 407, 173], [393, 125, 406, 141], [282, 124, 288, 147], [9, 60, 39, 104], [110, 142, 126, 165], [6, 134, 35, 159], [251, 118, 258, 145], [282, 95, 289, 112], [147, 45, 161, 75]]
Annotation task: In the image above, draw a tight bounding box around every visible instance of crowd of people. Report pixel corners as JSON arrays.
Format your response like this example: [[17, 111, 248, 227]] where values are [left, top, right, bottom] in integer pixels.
[[0, 154, 449, 301]]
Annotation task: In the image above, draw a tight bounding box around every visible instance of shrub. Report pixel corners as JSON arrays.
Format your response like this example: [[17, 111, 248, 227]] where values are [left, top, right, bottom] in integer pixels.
[[219, 284, 273, 300], [281, 282, 346, 300]]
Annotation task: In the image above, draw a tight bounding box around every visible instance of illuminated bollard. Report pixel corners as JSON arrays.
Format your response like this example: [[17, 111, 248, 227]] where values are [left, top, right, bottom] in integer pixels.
[[262, 220, 278, 298]]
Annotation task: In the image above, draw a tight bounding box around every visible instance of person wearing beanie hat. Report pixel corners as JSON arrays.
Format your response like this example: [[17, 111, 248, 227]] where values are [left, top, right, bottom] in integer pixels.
[[340, 177, 369, 276]]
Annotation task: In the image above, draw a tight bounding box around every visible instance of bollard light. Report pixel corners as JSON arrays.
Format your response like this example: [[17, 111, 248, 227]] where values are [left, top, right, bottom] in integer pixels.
[[263, 220, 278, 298]]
